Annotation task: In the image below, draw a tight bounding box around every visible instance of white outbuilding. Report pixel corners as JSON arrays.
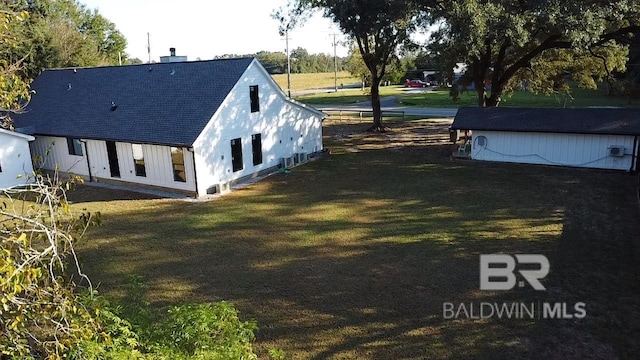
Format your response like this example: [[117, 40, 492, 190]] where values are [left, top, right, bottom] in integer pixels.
[[14, 57, 325, 196], [451, 107, 640, 172], [0, 128, 35, 189]]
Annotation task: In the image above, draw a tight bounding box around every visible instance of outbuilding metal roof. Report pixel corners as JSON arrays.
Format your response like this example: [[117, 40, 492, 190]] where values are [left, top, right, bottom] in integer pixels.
[[451, 107, 640, 136]]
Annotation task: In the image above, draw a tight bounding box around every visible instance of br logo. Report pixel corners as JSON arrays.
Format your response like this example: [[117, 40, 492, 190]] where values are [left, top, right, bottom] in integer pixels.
[[480, 254, 550, 291]]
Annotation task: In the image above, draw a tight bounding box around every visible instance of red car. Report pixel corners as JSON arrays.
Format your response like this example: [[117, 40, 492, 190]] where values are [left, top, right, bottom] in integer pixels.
[[405, 79, 430, 87]]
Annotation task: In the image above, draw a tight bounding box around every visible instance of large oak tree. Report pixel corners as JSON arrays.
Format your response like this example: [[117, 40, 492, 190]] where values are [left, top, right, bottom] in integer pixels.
[[294, 0, 420, 131], [430, 0, 640, 107]]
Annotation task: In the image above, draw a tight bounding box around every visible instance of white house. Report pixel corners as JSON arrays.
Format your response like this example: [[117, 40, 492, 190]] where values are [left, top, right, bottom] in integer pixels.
[[0, 128, 35, 189], [13, 58, 325, 196], [451, 107, 640, 172]]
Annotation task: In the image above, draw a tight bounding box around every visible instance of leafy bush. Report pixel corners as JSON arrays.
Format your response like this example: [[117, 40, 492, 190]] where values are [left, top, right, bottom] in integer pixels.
[[161, 302, 258, 359], [1, 175, 272, 359]]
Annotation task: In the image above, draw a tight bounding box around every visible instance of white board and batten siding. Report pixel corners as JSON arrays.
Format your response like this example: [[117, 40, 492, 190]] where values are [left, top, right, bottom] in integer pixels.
[[84, 140, 196, 192], [30, 136, 90, 176], [30, 136, 196, 192], [471, 131, 638, 171], [0, 129, 35, 189], [192, 59, 324, 196]]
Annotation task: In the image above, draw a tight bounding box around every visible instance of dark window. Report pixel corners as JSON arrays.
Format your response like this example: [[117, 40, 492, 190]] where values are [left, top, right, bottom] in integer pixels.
[[231, 138, 243, 172], [106, 141, 120, 178], [132, 144, 146, 177], [250, 85, 259, 113], [66, 138, 83, 156], [252, 134, 262, 166], [171, 147, 186, 182]]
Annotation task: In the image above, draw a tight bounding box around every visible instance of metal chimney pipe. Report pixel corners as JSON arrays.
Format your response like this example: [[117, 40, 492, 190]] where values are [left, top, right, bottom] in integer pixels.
[[170, 47, 176, 56]]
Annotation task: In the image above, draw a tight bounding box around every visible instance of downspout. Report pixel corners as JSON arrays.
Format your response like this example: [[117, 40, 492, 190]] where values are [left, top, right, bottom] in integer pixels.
[[189, 147, 199, 197], [631, 136, 639, 173], [81, 140, 93, 182]]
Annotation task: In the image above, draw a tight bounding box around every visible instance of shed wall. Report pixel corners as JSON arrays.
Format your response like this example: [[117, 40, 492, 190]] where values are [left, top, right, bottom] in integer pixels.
[[471, 131, 637, 171]]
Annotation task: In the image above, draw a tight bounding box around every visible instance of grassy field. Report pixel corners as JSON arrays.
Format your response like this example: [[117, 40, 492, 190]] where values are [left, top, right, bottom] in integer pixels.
[[293, 83, 640, 108], [400, 86, 640, 108], [294, 86, 408, 105], [65, 119, 640, 359], [271, 71, 360, 93]]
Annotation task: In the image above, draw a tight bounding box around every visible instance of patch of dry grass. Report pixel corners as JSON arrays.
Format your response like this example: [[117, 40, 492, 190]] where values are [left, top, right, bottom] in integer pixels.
[[271, 71, 360, 93], [65, 118, 640, 359]]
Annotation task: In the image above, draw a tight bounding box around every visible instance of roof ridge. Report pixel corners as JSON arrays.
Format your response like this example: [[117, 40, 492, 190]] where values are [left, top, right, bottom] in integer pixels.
[[43, 57, 256, 72]]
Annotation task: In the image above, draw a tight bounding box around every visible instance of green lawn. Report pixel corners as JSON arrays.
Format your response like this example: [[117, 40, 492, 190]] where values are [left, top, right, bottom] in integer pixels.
[[69, 119, 640, 359], [294, 86, 408, 105], [401, 85, 640, 108], [294, 83, 640, 108]]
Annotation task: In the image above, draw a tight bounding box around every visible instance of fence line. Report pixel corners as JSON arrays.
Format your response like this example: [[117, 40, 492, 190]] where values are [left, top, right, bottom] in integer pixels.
[[322, 109, 405, 122]]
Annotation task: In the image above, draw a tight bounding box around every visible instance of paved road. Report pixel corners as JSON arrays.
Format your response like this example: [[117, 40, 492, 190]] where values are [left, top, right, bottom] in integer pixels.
[[293, 85, 458, 117], [315, 104, 459, 118]]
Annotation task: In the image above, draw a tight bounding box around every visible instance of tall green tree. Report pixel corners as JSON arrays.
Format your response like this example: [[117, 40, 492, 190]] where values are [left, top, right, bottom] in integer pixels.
[[345, 46, 369, 88], [430, 0, 640, 107], [288, 0, 420, 131], [0, 6, 31, 129], [9, 0, 128, 81]]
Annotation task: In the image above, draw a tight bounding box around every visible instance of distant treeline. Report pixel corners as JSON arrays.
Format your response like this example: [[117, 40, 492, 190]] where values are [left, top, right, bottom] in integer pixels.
[[214, 48, 347, 74]]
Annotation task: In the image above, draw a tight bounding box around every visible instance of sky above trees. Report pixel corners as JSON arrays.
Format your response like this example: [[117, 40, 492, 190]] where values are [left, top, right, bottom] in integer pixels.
[[79, 0, 351, 61]]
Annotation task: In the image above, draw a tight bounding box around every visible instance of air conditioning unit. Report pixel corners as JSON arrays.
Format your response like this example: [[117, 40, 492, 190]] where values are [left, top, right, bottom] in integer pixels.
[[281, 156, 295, 169], [207, 182, 231, 195], [608, 145, 625, 157], [296, 152, 308, 164]]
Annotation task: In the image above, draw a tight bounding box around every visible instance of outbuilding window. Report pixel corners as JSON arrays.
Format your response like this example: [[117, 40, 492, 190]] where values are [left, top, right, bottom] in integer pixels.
[[250, 85, 259, 113], [66, 138, 83, 156], [131, 144, 146, 177]]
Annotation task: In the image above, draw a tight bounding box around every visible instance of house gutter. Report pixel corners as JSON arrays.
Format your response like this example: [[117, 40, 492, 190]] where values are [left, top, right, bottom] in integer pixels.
[[80, 140, 93, 182], [188, 147, 199, 197]]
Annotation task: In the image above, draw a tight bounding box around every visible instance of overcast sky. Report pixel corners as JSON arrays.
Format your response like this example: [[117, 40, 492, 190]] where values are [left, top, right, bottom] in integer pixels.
[[79, 0, 350, 62]]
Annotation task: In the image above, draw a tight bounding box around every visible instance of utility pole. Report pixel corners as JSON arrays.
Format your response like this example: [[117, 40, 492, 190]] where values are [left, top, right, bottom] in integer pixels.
[[332, 33, 338, 92], [285, 29, 292, 98], [147, 32, 151, 63]]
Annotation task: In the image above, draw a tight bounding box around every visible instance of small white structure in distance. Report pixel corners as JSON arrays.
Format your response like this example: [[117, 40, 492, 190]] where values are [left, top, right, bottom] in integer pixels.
[[160, 47, 187, 63], [0, 128, 35, 189]]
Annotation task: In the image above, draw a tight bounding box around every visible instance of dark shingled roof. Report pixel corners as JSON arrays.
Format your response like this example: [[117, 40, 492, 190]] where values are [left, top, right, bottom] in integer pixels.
[[451, 107, 640, 136], [14, 57, 255, 147]]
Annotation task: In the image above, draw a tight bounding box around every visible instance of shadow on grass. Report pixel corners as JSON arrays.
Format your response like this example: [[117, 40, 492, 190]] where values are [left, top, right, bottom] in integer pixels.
[[73, 120, 640, 359], [67, 184, 164, 203]]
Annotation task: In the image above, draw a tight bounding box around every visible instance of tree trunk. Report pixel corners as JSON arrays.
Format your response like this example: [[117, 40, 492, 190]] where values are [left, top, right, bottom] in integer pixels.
[[485, 93, 501, 107], [476, 80, 503, 107], [474, 84, 487, 107], [368, 76, 386, 132], [475, 79, 486, 107], [485, 81, 503, 107]]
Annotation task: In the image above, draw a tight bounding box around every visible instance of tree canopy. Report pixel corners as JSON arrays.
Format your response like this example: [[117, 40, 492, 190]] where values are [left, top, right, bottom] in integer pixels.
[[431, 0, 640, 106], [5, 0, 128, 82], [294, 0, 420, 131], [1, 7, 31, 128]]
